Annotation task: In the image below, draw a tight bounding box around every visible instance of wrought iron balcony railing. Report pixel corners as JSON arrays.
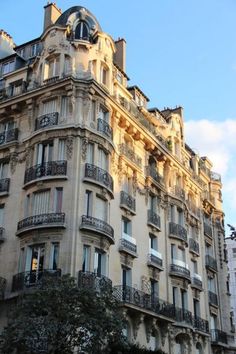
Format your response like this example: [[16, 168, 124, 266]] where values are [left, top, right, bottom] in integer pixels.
[[205, 255, 217, 272], [97, 118, 113, 140], [189, 238, 200, 255], [84, 163, 113, 192], [147, 252, 163, 268], [209, 291, 218, 307], [43, 76, 60, 85], [169, 222, 187, 243], [171, 185, 185, 200], [174, 307, 193, 326], [120, 191, 136, 213], [35, 112, 59, 131], [204, 222, 213, 238], [0, 178, 10, 193], [170, 263, 191, 281], [119, 144, 142, 168], [17, 213, 65, 232], [80, 215, 114, 243], [211, 329, 228, 344], [193, 316, 209, 333], [78, 271, 112, 292], [12, 269, 61, 292], [146, 166, 164, 185], [119, 237, 137, 256], [0, 227, 5, 243], [0, 128, 18, 146], [113, 285, 176, 320], [0, 276, 6, 300], [147, 210, 161, 230], [24, 161, 67, 184]]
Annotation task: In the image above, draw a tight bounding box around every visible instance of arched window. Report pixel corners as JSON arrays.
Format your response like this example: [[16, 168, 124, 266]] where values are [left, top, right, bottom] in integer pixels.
[[75, 21, 89, 40]]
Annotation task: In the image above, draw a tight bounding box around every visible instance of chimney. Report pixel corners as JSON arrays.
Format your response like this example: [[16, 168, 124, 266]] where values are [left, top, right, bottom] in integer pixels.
[[114, 38, 126, 72], [43, 2, 62, 31], [0, 30, 15, 59]]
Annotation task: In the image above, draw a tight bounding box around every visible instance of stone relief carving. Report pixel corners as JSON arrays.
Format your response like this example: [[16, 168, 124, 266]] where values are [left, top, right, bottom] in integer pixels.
[[81, 138, 88, 161], [10, 152, 18, 174], [133, 314, 144, 339], [66, 137, 74, 160]]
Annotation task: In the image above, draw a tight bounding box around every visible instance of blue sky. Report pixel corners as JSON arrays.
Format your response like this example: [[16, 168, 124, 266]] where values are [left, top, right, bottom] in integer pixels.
[[1, 0, 236, 232]]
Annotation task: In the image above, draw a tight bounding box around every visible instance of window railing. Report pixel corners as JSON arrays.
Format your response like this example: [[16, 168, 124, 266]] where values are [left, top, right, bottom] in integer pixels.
[[147, 251, 163, 268], [119, 238, 137, 256], [204, 222, 213, 238], [24, 161, 67, 184], [191, 274, 203, 289], [146, 166, 163, 185], [170, 262, 191, 281], [169, 222, 187, 243], [193, 316, 209, 333], [189, 238, 200, 255], [208, 291, 218, 306], [119, 144, 142, 168], [171, 185, 185, 200], [0, 128, 18, 146], [81, 215, 114, 242], [84, 163, 113, 192], [120, 191, 136, 213], [97, 118, 113, 140], [17, 213, 65, 232], [78, 271, 112, 292], [35, 112, 59, 131], [205, 255, 217, 271], [174, 307, 193, 326], [147, 210, 161, 230], [12, 269, 61, 292], [0, 178, 10, 193], [43, 76, 60, 85], [0, 227, 5, 243], [211, 329, 228, 344]]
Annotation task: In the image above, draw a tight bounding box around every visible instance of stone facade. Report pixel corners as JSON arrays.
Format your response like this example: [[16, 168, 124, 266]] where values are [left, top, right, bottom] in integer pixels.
[[0, 3, 234, 353]]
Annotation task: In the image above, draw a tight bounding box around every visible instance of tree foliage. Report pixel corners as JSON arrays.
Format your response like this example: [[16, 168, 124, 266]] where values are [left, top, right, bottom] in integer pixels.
[[0, 274, 126, 354]]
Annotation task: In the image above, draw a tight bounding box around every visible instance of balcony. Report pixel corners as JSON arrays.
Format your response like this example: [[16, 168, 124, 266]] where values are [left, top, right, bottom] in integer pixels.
[[97, 118, 113, 140], [169, 222, 187, 244], [84, 163, 113, 194], [194, 316, 209, 333], [113, 285, 176, 320], [0, 128, 18, 147], [16, 213, 65, 235], [147, 249, 163, 269], [208, 291, 218, 307], [187, 200, 200, 218], [78, 271, 112, 292], [120, 191, 136, 214], [170, 261, 191, 282], [0, 178, 10, 194], [174, 307, 193, 326], [147, 210, 161, 230], [12, 269, 61, 292], [0, 227, 5, 243], [189, 238, 200, 255], [24, 161, 67, 185], [204, 222, 213, 238], [119, 234, 137, 257], [43, 76, 60, 85], [119, 144, 142, 169], [171, 185, 185, 200], [35, 112, 59, 131], [205, 255, 217, 272], [191, 274, 203, 290], [146, 166, 164, 185], [211, 329, 228, 345], [0, 276, 6, 300], [80, 215, 114, 244]]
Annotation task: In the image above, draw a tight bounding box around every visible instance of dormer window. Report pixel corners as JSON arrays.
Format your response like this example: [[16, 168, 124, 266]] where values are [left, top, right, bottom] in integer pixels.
[[2, 61, 14, 75], [75, 21, 89, 40]]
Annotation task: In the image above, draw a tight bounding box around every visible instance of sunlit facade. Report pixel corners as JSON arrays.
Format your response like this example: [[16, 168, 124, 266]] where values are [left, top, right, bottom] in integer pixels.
[[0, 3, 234, 353]]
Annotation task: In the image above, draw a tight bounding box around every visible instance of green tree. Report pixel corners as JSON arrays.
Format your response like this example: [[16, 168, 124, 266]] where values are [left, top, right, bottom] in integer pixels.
[[0, 274, 126, 354]]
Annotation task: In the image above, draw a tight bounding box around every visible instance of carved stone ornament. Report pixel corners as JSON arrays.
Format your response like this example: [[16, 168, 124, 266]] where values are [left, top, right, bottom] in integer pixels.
[[120, 254, 133, 268], [133, 314, 144, 339], [145, 318, 157, 343], [10, 152, 18, 174], [141, 276, 151, 294], [81, 138, 88, 161], [47, 45, 57, 53], [158, 322, 169, 347], [66, 137, 74, 160]]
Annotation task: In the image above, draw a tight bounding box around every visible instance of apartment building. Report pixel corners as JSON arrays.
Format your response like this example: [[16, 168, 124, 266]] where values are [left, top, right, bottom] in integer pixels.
[[0, 3, 234, 353]]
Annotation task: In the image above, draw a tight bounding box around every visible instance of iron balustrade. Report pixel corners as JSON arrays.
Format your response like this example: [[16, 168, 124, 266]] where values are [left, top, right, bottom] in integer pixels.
[[147, 254, 163, 268], [84, 163, 113, 192], [193, 316, 209, 333], [208, 291, 218, 306], [119, 238, 137, 255], [43, 76, 60, 85], [24, 161, 67, 184], [211, 329, 228, 344], [119, 144, 142, 168], [204, 222, 213, 238], [174, 307, 193, 326], [120, 191, 136, 212], [0, 128, 18, 146], [186, 200, 201, 217], [172, 185, 185, 200], [189, 238, 200, 255], [0, 178, 10, 193], [0, 276, 6, 300], [170, 263, 191, 280], [81, 215, 114, 241], [113, 285, 176, 320], [205, 255, 217, 271], [146, 166, 163, 185], [147, 210, 161, 229], [169, 222, 187, 243], [35, 112, 59, 130], [191, 276, 203, 289], [12, 269, 61, 292], [0, 227, 5, 243], [78, 271, 112, 292], [97, 118, 113, 140], [17, 213, 65, 231]]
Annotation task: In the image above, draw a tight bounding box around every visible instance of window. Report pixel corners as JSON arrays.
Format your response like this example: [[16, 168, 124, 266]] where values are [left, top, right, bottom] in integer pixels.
[[55, 188, 63, 213], [177, 207, 184, 225], [36, 142, 53, 165], [85, 190, 92, 217], [0, 161, 8, 179], [122, 217, 131, 236], [82, 245, 90, 272], [98, 106, 109, 122], [94, 249, 106, 277], [122, 267, 132, 287], [210, 315, 217, 330], [42, 99, 57, 115], [86, 143, 94, 164], [60, 96, 69, 117], [171, 244, 177, 261], [170, 205, 175, 222], [32, 190, 50, 215], [44, 56, 60, 79], [173, 287, 178, 306], [25, 245, 45, 273], [233, 248, 236, 258], [0, 205, 4, 226], [1, 121, 15, 133], [58, 139, 65, 160], [181, 289, 188, 310], [98, 148, 108, 170], [123, 175, 132, 195], [150, 279, 159, 298], [150, 195, 157, 212], [116, 71, 122, 84], [18, 48, 25, 58], [149, 234, 158, 251], [95, 196, 107, 221], [208, 277, 216, 293], [75, 21, 89, 40], [193, 299, 200, 318], [2, 61, 14, 75], [49, 243, 59, 270], [100, 65, 108, 86], [31, 43, 39, 57]]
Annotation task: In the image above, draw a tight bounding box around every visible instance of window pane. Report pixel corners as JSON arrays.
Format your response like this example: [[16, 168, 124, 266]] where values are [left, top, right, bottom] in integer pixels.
[[55, 188, 63, 213], [82, 246, 90, 272]]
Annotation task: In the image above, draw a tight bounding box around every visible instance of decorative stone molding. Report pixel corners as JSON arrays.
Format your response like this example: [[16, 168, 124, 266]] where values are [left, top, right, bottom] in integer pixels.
[[10, 152, 18, 174], [66, 136, 74, 160], [120, 254, 133, 268], [141, 276, 151, 294], [133, 314, 144, 339], [81, 138, 88, 161]]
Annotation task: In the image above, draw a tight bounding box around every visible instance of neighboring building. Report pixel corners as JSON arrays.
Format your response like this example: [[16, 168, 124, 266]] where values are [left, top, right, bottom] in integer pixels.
[[0, 3, 234, 353]]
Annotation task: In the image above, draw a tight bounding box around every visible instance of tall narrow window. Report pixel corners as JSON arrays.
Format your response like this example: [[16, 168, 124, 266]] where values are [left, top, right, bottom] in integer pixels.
[[82, 245, 90, 272], [42, 99, 57, 115], [98, 106, 109, 122], [171, 244, 177, 261], [95, 197, 107, 221], [60, 96, 68, 118], [75, 22, 89, 40], [36, 142, 53, 165], [150, 279, 159, 298], [45, 56, 60, 79], [193, 299, 200, 318], [122, 217, 131, 236], [94, 249, 106, 277], [122, 267, 132, 287], [149, 234, 158, 251], [24, 194, 30, 217], [85, 190, 92, 217], [100, 66, 108, 86], [86, 143, 94, 164], [98, 148, 108, 170], [0, 205, 5, 226], [55, 188, 63, 213], [58, 139, 65, 160], [173, 287, 178, 306], [170, 205, 175, 222], [0, 161, 8, 179], [181, 289, 188, 310], [32, 190, 50, 215], [49, 243, 59, 270]]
